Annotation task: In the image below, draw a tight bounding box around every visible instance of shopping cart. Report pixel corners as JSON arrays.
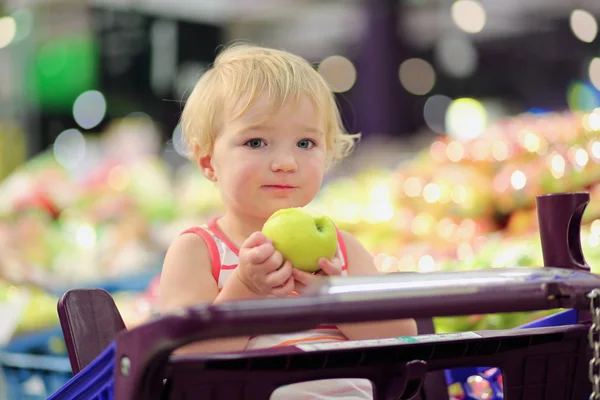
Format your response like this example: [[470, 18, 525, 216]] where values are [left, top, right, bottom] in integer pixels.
[[49, 192, 600, 399]]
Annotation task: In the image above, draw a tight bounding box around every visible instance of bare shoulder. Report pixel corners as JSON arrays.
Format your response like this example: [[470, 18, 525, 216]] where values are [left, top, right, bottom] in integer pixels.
[[164, 233, 210, 264], [158, 232, 219, 312], [339, 230, 379, 276]]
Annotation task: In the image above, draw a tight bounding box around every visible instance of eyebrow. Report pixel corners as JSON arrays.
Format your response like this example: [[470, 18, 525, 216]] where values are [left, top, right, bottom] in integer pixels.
[[301, 126, 324, 135], [240, 124, 271, 133], [238, 124, 323, 135]]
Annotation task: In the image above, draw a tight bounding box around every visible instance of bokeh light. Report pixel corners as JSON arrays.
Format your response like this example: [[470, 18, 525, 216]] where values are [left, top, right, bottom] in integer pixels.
[[591, 141, 600, 159], [434, 35, 478, 78], [76, 224, 97, 249], [570, 10, 598, 43], [369, 184, 391, 203], [522, 132, 541, 153], [126, 112, 153, 122], [11, 9, 33, 43], [588, 111, 600, 131], [567, 82, 600, 111], [0, 17, 17, 49], [510, 170, 527, 190], [446, 140, 465, 162], [424, 95, 452, 134], [363, 203, 394, 223], [53, 129, 86, 170], [318, 55, 357, 93], [550, 153, 566, 179], [411, 213, 436, 236], [439, 185, 452, 203], [437, 218, 457, 239], [445, 98, 488, 141], [423, 183, 441, 203], [492, 141, 509, 161], [418, 255, 436, 272], [592, 219, 600, 236], [451, 0, 487, 34], [590, 58, 600, 91], [430, 140, 448, 162], [589, 233, 600, 247], [575, 148, 589, 167], [404, 177, 424, 197], [399, 58, 436, 96], [457, 242, 474, 260], [172, 124, 188, 157], [73, 90, 107, 130]]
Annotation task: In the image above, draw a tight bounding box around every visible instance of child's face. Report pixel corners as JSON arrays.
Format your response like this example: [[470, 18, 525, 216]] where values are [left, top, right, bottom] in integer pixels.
[[207, 93, 327, 221]]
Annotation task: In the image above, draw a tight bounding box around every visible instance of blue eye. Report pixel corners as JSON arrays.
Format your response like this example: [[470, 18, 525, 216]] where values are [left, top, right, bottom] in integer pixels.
[[245, 138, 265, 148], [297, 139, 315, 149]]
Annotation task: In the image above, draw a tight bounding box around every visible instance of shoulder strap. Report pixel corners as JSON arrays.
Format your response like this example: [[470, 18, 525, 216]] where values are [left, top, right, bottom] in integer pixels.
[[180, 227, 222, 283], [206, 217, 240, 256]]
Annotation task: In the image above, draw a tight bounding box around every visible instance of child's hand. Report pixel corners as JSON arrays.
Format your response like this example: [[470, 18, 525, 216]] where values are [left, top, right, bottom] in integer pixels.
[[236, 232, 295, 297], [292, 254, 343, 294]]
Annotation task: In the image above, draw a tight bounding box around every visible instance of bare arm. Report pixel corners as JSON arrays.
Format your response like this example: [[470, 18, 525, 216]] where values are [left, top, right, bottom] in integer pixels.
[[158, 234, 262, 354], [336, 231, 418, 340]]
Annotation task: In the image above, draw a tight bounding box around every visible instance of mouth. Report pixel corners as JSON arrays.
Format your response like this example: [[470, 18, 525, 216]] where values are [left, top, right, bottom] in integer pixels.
[[262, 185, 297, 189]]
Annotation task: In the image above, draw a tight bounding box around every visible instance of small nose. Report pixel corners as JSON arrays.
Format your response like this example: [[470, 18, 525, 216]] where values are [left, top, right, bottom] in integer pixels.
[[271, 152, 298, 172]]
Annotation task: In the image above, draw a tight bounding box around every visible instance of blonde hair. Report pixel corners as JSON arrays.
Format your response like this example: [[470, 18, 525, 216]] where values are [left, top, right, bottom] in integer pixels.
[[181, 43, 359, 167]]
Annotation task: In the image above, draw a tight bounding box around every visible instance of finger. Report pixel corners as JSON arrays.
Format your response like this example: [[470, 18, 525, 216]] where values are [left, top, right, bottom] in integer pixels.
[[293, 280, 307, 294], [266, 260, 293, 287], [240, 231, 271, 250], [262, 250, 284, 273], [246, 242, 274, 265], [271, 276, 295, 297], [292, 268, 316, 286], [318, 257, 342, 276]]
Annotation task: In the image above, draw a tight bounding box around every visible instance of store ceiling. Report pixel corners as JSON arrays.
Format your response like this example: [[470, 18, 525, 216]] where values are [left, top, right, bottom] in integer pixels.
[[85, 0, 600, 54], [7, 0, 600, 59]]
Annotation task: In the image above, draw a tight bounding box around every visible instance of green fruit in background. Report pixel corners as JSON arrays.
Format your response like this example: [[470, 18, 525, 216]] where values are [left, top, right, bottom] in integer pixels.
[[16, 288, 58, 333], [262, 208, 338, 273], [0, 122, 26, 182], [126, 158, 177, 222]]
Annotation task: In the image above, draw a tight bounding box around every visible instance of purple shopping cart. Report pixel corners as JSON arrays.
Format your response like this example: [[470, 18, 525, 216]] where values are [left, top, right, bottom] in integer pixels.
[[49, 192, 600, 399]]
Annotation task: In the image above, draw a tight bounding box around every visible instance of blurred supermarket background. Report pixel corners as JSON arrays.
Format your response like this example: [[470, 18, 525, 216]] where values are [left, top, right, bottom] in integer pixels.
[[2, 0, 600, 397]]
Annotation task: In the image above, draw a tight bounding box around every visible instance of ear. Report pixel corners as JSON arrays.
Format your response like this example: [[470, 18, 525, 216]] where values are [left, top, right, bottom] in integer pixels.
[[199, 155, 217, 182]]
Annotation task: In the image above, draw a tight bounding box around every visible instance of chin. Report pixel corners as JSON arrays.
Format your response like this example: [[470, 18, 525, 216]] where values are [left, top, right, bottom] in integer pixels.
[[262, 201, 306, 216]]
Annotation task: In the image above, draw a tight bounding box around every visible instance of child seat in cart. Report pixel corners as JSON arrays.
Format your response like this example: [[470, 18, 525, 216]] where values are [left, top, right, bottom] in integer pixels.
[[49, 192, 600, 399]]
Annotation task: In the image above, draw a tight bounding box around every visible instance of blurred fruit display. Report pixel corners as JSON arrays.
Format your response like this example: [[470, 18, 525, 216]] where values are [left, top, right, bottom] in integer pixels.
[[3, 109, 600, 336], [310, 109, 600, 331]]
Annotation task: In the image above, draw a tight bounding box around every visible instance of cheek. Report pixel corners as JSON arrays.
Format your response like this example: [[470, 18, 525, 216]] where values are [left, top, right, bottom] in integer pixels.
[[310, 149, 327, 173], [303, 153, 326, 189], [219, 157, 259, 191], [306, 160, 324, 180]]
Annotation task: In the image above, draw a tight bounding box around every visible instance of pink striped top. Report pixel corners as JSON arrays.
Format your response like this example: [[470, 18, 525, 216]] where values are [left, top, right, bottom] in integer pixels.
[[181, 217, 374, 398]]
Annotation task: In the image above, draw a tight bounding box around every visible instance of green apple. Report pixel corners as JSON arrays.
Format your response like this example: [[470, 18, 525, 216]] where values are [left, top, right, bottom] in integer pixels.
[[262, 208, 338, 272]]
